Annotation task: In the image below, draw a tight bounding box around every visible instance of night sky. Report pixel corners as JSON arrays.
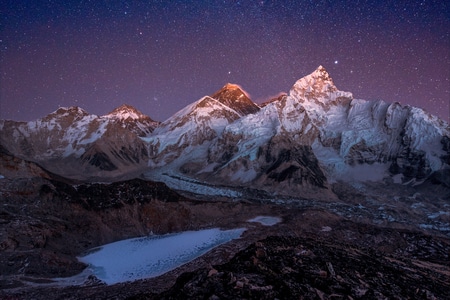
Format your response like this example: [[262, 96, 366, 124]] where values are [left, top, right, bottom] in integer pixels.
[[1, 1, 449, 123]]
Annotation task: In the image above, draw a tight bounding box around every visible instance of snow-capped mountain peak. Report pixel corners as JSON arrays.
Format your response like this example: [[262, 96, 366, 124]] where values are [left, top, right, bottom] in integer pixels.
[[309, 65, 334, 84], [103, 104, 159, 138], [223, 83, 243, 90], [144, 96, 242, 166], [290, 66, 346, 100], [210, 83, 260, 116], [288, 66, 353, 117], [43, 106, 90, 122], [105, 104, 148, 121], [1, 66, 448, 195]]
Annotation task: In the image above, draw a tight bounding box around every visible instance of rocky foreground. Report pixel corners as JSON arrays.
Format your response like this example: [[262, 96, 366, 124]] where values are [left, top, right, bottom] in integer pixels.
[[1, 172, 449, 299], [0, 143, 449, 299], [152, 234, 449, 300]]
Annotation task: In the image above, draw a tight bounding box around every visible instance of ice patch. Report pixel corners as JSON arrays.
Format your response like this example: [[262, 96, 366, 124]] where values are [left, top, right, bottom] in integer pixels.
[[73, 228, 245, 285], [411, 202, 425, 209], [427, 211, 450, 219], [247, 216, 282, 226], [62, 144, 85, 157], [392, 174, 403, 184], [419, 224, 450, 232], [230, 167, 257, 183], [313, 138, 389, 182], [79, 120, 108, 144]]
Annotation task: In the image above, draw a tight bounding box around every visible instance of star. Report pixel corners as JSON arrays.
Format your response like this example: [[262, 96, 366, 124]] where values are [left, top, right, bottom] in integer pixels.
[[0, 1, 448, 123]]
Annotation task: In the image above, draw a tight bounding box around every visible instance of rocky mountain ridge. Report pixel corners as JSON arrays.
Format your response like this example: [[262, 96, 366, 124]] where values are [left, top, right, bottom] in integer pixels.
[[1, 66, 448, 197], [143, 66, 449, 198], [0, 105, 159, 180]]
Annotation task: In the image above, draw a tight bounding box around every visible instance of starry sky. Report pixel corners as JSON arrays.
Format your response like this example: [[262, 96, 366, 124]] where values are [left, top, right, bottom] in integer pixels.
[[1, 1, 449, 122]]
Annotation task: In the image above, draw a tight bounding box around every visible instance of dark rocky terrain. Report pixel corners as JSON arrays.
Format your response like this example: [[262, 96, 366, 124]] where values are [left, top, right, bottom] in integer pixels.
[[153, 234, 449, 300], [1, 162, 449, 299]]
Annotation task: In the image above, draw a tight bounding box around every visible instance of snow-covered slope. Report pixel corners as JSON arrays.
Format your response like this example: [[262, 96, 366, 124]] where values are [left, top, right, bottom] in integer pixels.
[[0, 105, 159, 180], [104, 104, 160, 136], [1, 66, 448, 194], [150, 66, 449, 197], [312, 100, 448, 182], [144, 96, 242, 167]]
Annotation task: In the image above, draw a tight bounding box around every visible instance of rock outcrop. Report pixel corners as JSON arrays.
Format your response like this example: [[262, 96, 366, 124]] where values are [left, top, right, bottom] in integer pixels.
[[153, 233, 449, 299]]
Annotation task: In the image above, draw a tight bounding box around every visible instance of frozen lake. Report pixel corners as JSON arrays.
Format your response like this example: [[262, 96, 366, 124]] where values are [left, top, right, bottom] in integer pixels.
[[52, 218, 281, 286], [247, 216, 282, 226], [69, 228, 245, 285]]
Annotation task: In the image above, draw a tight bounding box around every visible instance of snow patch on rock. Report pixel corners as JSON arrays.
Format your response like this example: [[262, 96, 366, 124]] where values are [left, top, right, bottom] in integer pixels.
[[248, 216, 282, 226]]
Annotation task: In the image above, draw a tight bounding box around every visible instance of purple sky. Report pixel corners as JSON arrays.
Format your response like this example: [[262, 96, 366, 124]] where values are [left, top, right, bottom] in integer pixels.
[[1, 1, 449, 122]]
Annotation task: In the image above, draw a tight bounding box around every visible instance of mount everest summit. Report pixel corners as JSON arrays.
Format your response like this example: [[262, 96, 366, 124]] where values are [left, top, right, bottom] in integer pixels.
[[1, 66, 448, 197]]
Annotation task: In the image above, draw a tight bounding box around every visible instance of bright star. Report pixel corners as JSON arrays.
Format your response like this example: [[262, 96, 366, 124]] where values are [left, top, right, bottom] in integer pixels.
[[334, 60, 339, 64]]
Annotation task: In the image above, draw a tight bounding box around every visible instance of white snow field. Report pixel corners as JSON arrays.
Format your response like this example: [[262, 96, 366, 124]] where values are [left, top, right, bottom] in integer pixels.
[[73, 228, 245, 285], [247, 216, 282, 226]]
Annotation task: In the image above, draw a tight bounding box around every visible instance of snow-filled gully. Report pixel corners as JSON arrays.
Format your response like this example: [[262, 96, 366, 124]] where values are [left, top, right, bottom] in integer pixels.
[[51, 216, 281, 286]]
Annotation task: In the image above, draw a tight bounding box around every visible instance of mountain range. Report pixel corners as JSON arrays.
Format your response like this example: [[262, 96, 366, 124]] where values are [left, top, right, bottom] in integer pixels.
[[1, 66, 450, 299], [1, 65, 448, 198]]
